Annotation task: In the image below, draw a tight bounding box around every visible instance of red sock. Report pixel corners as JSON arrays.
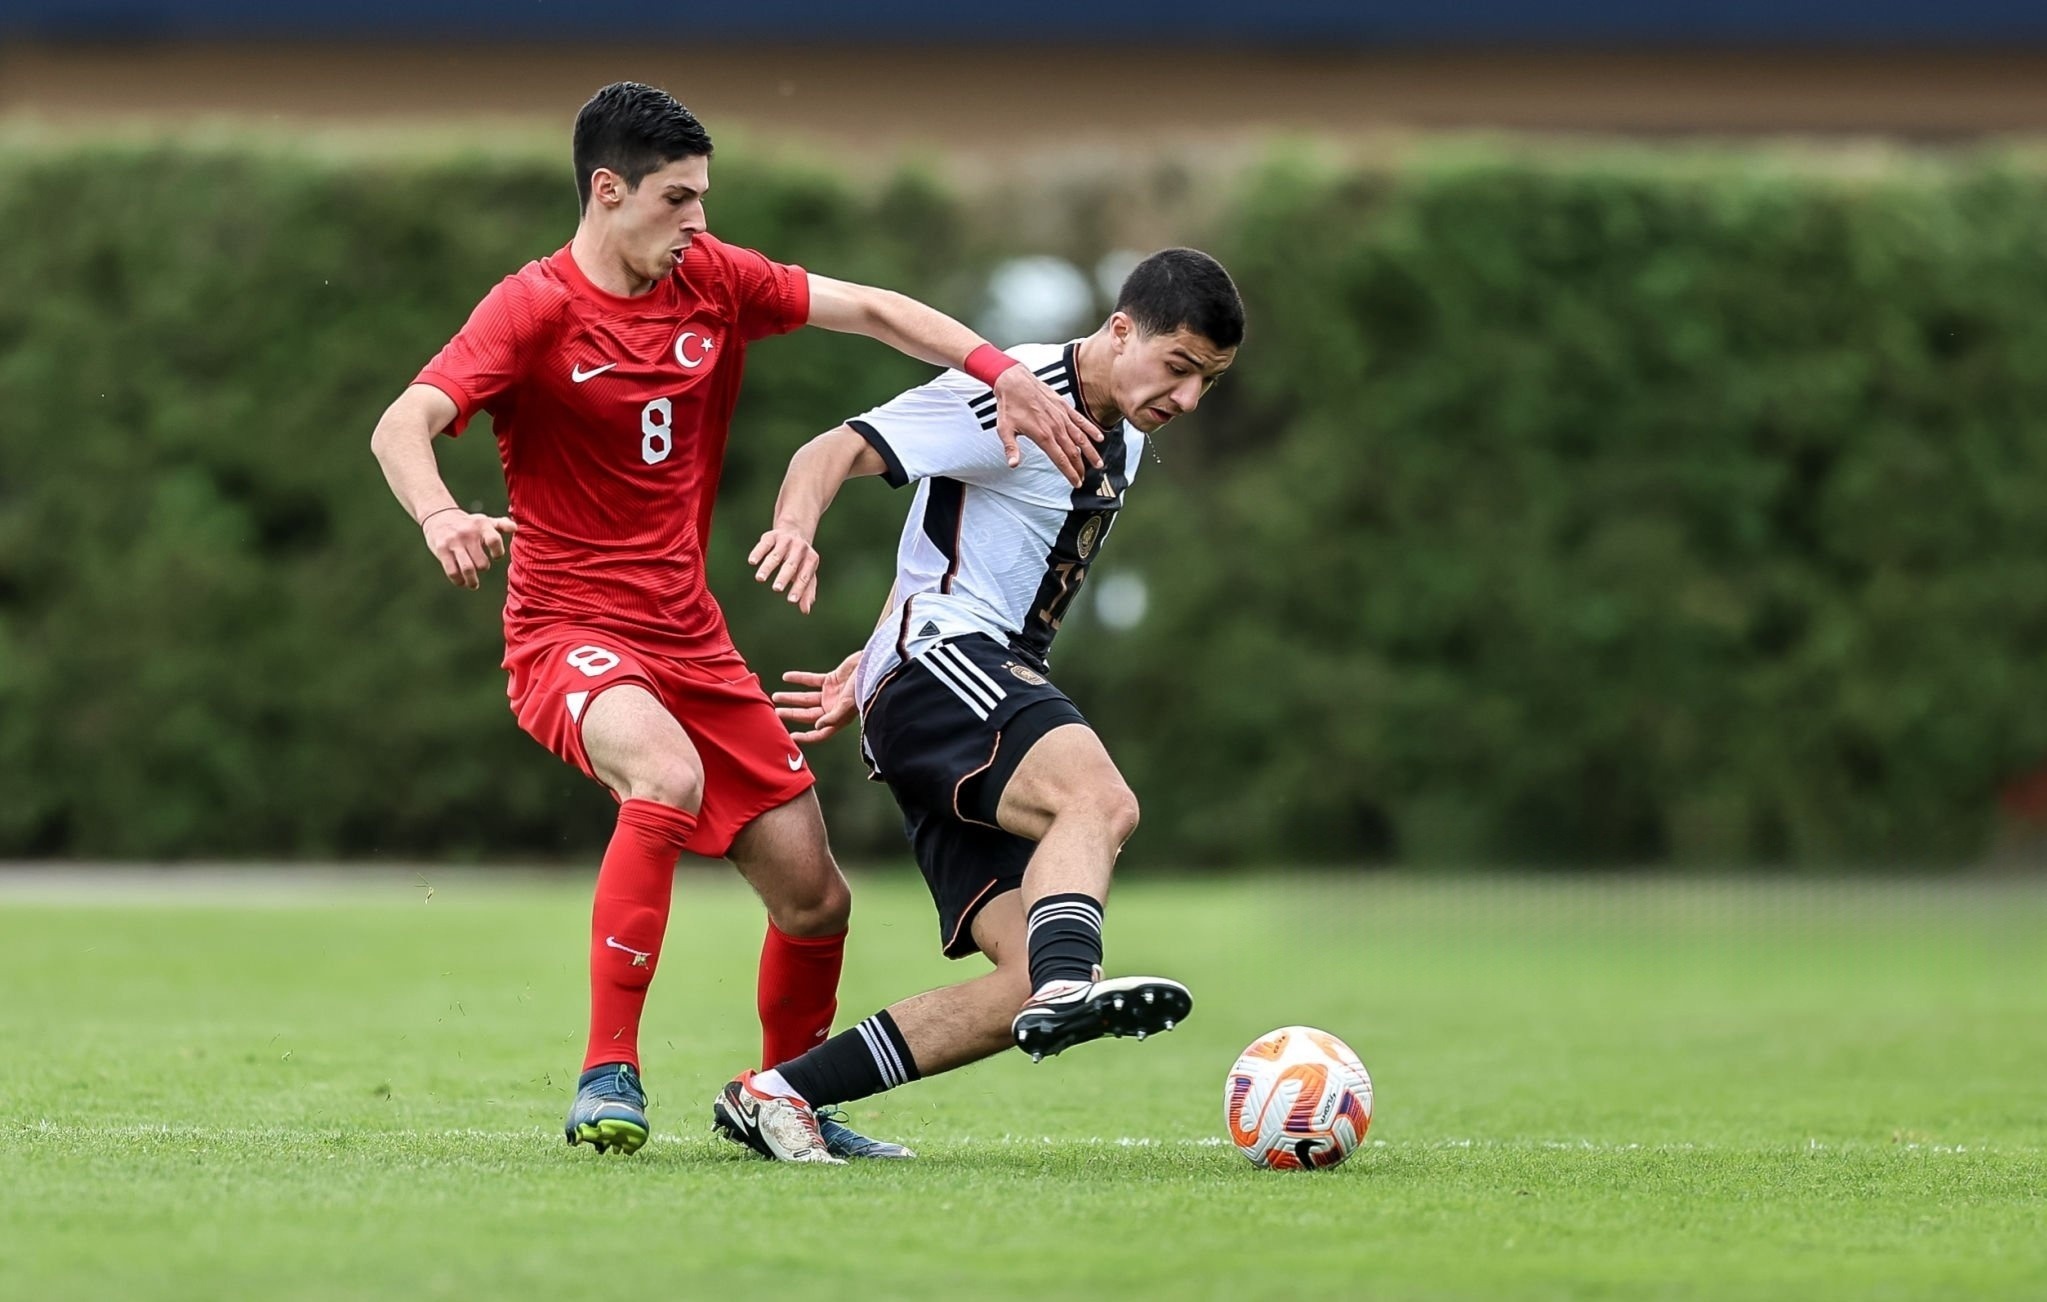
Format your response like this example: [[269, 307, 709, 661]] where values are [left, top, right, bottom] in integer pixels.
[[757, 922, 846, 1069], [583, 798, 697, 1072]]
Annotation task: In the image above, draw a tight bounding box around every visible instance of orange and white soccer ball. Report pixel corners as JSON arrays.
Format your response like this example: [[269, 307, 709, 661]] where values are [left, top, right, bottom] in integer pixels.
[[1223, 1025, 1373, 1170]]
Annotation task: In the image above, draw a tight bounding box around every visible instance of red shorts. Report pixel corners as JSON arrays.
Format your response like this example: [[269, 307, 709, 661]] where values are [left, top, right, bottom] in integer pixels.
[[504, 628, 816, 859]]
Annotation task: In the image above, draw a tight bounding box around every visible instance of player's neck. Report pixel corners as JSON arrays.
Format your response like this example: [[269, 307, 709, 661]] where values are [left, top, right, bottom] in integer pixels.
[[568, 226, 661, 299], [1072, 333, 1124, 430]]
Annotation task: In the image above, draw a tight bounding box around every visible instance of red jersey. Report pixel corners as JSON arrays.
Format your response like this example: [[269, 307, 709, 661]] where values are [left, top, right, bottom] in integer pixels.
[[415, 234, 810, 658]]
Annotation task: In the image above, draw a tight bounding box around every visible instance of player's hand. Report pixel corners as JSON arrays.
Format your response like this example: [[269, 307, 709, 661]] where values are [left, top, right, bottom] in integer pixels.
[[992, 364, 1104, 487], [773, 650, 862, 744], [748, 525, 821, 614], [422, 508, 515, 590]]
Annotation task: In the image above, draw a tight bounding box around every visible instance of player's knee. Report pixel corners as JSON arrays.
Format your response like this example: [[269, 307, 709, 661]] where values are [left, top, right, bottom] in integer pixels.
[[771, 868, 851, 936], [621, 755, 704, 813], [1100, 782, 1141, 846], [1039, 775, 1140, 846]]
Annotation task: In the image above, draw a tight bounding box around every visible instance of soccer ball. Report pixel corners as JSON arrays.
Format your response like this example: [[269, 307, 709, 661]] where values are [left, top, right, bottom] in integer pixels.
[[1223, 1025, 1373, 1170]]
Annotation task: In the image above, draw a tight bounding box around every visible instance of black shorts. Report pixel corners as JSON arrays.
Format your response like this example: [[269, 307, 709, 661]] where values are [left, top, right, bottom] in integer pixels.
[[860, 635, 1087, 958]]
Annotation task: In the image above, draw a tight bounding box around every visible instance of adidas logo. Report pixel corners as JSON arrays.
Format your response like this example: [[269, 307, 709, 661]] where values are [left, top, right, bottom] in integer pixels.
[[919, 621, 940, 638]]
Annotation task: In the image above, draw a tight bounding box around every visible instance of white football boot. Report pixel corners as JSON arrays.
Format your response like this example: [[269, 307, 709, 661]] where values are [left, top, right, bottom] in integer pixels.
[[711, 1071, 846, 1164], [1011, 975, 1193, 1061]]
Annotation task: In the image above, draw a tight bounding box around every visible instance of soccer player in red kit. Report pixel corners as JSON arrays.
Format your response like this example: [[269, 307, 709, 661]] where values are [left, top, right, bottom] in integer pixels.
[[369, 82, 1101, 1159]]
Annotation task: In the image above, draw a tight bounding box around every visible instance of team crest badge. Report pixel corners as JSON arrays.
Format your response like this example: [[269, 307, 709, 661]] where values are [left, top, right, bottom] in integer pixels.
[[1076, 515, 1104, 559], [673, 328, 716, 369], [1004, 661, 1048, 686]]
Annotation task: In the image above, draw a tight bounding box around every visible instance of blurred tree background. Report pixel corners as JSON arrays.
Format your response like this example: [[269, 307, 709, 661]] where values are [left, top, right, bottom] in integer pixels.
[[5, 139, 2047, 867]]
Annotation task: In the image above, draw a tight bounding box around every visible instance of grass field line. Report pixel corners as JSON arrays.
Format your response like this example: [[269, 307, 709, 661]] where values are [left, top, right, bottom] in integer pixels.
[[14, 1121, 2032, 1156]]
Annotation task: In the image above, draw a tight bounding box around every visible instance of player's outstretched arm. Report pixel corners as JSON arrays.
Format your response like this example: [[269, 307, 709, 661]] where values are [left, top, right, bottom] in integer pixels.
[[804, 273, 1103, 486], [369, 383, 515, 591], [748, 425, 887, 615]]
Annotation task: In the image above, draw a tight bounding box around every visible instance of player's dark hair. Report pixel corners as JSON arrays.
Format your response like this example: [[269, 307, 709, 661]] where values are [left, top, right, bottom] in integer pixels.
[[572, 82, 714, 212], [1115, 248, 1245, 350]]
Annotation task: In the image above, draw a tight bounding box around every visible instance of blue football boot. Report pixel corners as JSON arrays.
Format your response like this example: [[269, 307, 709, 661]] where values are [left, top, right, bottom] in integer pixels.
[[816, 1107, 916, 1160], [564, 1062, 650, 1155]]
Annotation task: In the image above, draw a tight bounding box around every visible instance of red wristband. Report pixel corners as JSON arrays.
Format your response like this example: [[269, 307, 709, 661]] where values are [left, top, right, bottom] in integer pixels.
[[963, 343, 1020, 387]]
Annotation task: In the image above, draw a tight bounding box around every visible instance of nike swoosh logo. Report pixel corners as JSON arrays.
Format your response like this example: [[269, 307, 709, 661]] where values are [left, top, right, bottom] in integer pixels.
[[604, 935, 652, 966], [787, 754, 805, 770], [571, 362, 618, 383]]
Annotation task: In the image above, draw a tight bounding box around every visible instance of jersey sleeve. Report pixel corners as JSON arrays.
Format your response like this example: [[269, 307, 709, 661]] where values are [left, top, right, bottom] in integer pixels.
[[700, 236, 810, 342], [413, 274, 548, 436], [846, 371, 1017, 488]]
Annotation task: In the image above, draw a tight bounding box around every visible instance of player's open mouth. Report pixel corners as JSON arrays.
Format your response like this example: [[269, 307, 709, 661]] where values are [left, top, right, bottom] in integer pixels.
[[1146, 406, 1174, 424]]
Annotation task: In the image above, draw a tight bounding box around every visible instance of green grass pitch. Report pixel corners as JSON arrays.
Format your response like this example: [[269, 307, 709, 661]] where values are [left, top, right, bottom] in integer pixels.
[[3, 869, 2042, 1300]]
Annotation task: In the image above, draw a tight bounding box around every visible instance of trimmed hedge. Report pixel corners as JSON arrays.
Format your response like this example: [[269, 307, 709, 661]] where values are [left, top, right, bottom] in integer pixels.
[[5, 139, 2047, 865], [0, 141, 973, 858], [1069, 148, 2047, 865]]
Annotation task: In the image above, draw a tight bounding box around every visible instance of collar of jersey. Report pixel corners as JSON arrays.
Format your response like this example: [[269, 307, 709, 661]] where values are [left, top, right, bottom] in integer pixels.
[[551, 241, 685, 315], [1063, 338, 1136, 436]]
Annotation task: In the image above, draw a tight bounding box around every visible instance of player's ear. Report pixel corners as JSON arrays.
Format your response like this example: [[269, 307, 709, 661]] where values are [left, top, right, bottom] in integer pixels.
[[1109, 311, 1134, 354]]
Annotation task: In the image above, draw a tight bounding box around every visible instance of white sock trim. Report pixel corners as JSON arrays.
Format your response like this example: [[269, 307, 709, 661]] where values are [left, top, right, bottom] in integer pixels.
[[752, 1068, 795, 1098], [856, 1016, 909, 1089]]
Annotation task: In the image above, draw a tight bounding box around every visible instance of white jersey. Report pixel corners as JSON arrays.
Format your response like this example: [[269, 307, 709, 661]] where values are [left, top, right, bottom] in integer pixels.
[[850, 340, 1144, 710]]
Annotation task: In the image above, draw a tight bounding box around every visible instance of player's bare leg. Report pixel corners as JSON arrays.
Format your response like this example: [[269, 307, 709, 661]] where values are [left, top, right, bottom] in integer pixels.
[[725, 788, 851, 940], [881, 894, 1034, 1072], [994, 722, 1136, 895], [726, 790, 851, 1065], [563, 685, 706, 1155], [585, 684, 707, 811], [721, 791, 909, 1158], [996, 724, 1190, 1059]]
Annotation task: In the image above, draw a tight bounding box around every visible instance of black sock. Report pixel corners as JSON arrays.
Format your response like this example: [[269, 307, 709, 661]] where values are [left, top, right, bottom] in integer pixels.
[[1027, 892, 1104, 991], [776, 1009, 920, 1108]]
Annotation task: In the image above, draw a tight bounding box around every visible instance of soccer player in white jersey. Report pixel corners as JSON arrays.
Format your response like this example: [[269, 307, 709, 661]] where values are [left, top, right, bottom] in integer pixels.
[[709, 249, 1243, 1162]]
